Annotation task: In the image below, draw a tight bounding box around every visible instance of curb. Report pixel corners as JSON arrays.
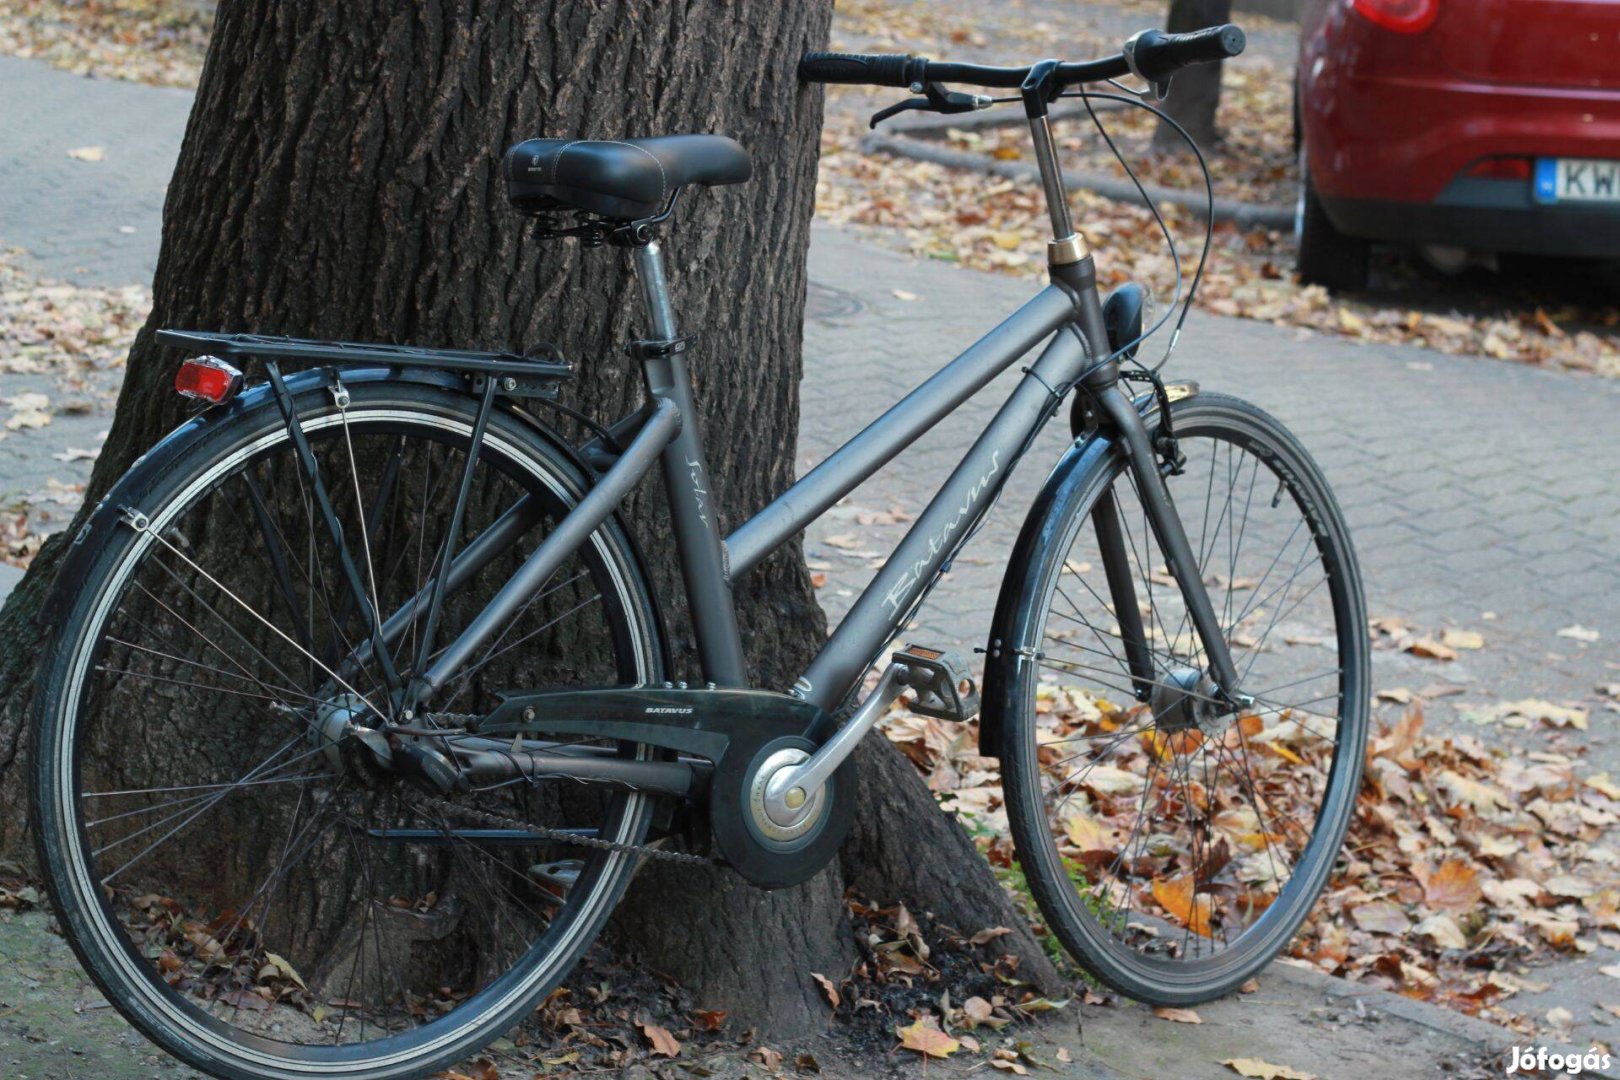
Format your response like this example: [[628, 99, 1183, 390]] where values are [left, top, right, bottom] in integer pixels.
[[1269, 959, 1620, 1079], [859, 130, 1295, 230]]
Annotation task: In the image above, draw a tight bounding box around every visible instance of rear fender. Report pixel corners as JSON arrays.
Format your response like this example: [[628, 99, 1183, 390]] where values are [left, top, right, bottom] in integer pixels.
[[38, 366, 670, 676]]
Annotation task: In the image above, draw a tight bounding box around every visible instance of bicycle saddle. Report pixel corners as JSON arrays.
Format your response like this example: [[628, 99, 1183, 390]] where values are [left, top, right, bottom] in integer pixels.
[[504, 134, 752, 220]]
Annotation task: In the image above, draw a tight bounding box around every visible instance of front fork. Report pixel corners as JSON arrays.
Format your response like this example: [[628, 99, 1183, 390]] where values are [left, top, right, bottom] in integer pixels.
[[1086, 375, 1246, 707]]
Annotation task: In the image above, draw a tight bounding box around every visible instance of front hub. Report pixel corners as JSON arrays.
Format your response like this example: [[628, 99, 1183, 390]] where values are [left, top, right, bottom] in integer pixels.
[[1151, 667, 1225, 737]]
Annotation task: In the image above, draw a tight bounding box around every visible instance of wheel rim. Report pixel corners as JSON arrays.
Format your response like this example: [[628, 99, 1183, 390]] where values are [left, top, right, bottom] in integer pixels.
[[48, 397, 657, 1070], [1023, 409, 1363, 977]]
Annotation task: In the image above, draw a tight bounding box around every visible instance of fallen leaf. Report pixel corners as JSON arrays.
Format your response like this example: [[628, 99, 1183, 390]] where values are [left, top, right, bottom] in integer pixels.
[[1557, 625, 1601, 643], [4, 409, 51, 431], [1223, 1059, 1318, 1080], [67, 145, 105, 161], [962, 996, 995, 1027], [891, 288, 920, 301], [897, 1017, 960, 1058], [261, 951, 306, 988], [811, 972, 841, 1011], [691, 1009, 726, 1032], [1587, 774, 1620, 800], [1440, 628, 1484, 650], [1414, 913, 1467, 950], [639, 1022, 680, 1058], [1419, 860, 1483, 913], [1406, 637, 1457, 661], [218, 989, 270, 1011], [1152, 875, 1214, 938], [1350, 900, 1410, 935], [1153, 1006, 1202, 1024]]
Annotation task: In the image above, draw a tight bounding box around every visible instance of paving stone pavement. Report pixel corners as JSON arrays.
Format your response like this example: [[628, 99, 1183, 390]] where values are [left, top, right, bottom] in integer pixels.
[[0, 55, 190, 288]]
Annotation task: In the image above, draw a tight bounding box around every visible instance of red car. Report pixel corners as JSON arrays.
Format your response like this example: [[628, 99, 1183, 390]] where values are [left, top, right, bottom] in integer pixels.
[[1295, 0, 1620, 290]]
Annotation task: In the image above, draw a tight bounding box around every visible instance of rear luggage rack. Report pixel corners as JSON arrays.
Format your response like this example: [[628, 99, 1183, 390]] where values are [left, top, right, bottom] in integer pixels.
[[154, 330, 572, 390]]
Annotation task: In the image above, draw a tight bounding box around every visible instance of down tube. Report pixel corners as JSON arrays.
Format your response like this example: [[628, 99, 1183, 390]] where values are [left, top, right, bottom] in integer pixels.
[[797, 325, 1093, 714]]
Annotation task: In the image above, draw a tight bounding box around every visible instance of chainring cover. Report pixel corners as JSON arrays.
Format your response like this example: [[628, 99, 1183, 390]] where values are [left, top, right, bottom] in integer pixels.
[[710, 734, 855, 889]]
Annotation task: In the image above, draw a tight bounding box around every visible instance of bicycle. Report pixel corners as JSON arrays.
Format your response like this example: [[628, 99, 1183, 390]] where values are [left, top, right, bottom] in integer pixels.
[[30, 23, 1368, 1080]]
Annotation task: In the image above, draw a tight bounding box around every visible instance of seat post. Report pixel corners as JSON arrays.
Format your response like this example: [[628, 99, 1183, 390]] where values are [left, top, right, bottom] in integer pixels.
[[627, 239, 749, 686], [631, 240, 680, 340]]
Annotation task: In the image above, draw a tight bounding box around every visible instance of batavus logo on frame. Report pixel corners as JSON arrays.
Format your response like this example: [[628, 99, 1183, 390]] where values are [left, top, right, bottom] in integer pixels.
[[1506, 1045, 1612, 1075]]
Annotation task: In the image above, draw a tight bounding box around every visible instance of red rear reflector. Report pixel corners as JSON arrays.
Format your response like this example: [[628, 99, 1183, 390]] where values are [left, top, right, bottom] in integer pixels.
[[1465, 157, 1532, 181], [1351, 0, 1439, 33], [174, 356, 243, 404]]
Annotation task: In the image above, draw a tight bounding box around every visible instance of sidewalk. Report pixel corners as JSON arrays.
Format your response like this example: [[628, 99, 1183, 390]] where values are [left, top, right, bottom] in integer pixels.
[[0, 907, 1550, 1079]]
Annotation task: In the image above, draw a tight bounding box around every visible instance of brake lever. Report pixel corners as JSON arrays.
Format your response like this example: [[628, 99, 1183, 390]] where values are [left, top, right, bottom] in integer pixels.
[[869, 82, 993, 129]]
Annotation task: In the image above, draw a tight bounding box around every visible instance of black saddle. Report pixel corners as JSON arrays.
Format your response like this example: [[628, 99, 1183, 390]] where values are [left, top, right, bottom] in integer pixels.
[[504, 135, 752, 220]]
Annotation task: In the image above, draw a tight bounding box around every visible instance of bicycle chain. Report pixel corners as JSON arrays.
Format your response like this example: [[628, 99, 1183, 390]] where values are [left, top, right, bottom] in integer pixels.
[[411, 712, 714, 866], [416, 794, 715, 867]]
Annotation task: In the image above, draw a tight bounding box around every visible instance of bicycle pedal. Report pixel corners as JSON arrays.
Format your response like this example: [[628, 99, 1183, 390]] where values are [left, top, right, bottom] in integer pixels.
[[893, 644, 981, 722]]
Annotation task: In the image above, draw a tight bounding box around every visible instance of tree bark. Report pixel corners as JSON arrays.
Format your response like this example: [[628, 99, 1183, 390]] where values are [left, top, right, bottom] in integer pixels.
[[1152, 0, 1235, 150], [0, 0, 1059, 1037]]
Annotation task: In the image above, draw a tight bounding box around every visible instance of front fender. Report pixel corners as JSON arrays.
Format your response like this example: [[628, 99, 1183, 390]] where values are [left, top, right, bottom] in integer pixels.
[[980, 380, 1200, 756], [978, 427, 1118, 758]]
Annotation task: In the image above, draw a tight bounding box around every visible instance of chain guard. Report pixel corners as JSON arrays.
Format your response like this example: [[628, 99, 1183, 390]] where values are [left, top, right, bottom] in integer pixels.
[[470, 685, 852, 886]]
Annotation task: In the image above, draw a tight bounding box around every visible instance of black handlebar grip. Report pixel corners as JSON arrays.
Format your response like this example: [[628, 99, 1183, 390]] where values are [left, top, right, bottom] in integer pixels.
[[1127, 24, 1246, 83], [797, 51, 918, 87]]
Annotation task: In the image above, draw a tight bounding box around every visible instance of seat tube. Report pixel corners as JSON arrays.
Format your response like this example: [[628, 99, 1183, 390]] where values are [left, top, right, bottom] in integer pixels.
[[630, 240, 749, 686]]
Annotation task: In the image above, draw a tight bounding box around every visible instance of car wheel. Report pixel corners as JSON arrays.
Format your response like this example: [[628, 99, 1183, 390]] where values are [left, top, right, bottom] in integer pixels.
[[1296, 147, 1370, 292]]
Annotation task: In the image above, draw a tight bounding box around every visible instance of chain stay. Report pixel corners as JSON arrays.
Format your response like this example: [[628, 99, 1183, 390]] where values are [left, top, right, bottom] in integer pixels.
[[417, 793, 713, 867]]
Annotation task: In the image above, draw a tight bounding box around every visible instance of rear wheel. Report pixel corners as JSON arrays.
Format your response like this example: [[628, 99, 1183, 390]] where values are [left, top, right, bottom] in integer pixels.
[[1296, 147, 1371, 292], [33, 379, 663, 1079], [999, 393, 1368, 1004]]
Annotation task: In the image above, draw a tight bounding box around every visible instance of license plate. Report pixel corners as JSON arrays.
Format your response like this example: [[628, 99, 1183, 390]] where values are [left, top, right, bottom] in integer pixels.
[[1535, 157, 1620, 204]]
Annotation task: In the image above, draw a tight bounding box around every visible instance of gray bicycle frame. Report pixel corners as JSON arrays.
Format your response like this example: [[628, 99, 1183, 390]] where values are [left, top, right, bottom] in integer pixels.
[[415, 104, 1244, 725]]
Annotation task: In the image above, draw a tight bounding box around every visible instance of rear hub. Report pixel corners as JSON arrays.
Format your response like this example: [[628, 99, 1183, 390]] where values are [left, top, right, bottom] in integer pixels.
[[310, 694, 395, 787]]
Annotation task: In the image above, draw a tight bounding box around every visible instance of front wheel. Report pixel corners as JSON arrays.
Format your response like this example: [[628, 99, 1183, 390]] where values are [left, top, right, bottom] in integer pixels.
[[32, 378, 665, 1079], [998, 392, 1368, 1004]]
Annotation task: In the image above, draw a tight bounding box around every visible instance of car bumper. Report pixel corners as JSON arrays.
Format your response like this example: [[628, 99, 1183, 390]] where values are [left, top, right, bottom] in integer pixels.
[[1320, 176, 1620, 259], [1302, 60, 1620, 197]]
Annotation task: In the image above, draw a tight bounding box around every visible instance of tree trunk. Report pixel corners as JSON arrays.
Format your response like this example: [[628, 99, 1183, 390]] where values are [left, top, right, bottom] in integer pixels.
[[0, 0, 1059, 1038], [1152, 0, 1235, 150]]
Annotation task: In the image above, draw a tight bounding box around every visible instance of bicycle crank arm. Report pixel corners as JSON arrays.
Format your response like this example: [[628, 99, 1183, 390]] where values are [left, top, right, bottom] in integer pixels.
[[761, 663, 906, 821]]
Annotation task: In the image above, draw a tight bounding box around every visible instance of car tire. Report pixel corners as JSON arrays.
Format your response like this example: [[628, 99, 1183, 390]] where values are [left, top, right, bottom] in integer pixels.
[[1296, 148, 1370, 292]]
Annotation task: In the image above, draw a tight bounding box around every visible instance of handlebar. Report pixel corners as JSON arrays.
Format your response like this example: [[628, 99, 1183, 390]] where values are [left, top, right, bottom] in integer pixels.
[[1125, 25, 1246, 84], [798, 24, 1245, 92]]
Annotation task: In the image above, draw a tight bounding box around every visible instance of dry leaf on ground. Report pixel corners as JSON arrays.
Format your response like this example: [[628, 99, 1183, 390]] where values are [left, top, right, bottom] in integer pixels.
[[639, 1022, 681, 1058], [1223, 1059, 1318, 1080], [896, 1017, 960, 1058], [1152, 1006, 1202, 1024]]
